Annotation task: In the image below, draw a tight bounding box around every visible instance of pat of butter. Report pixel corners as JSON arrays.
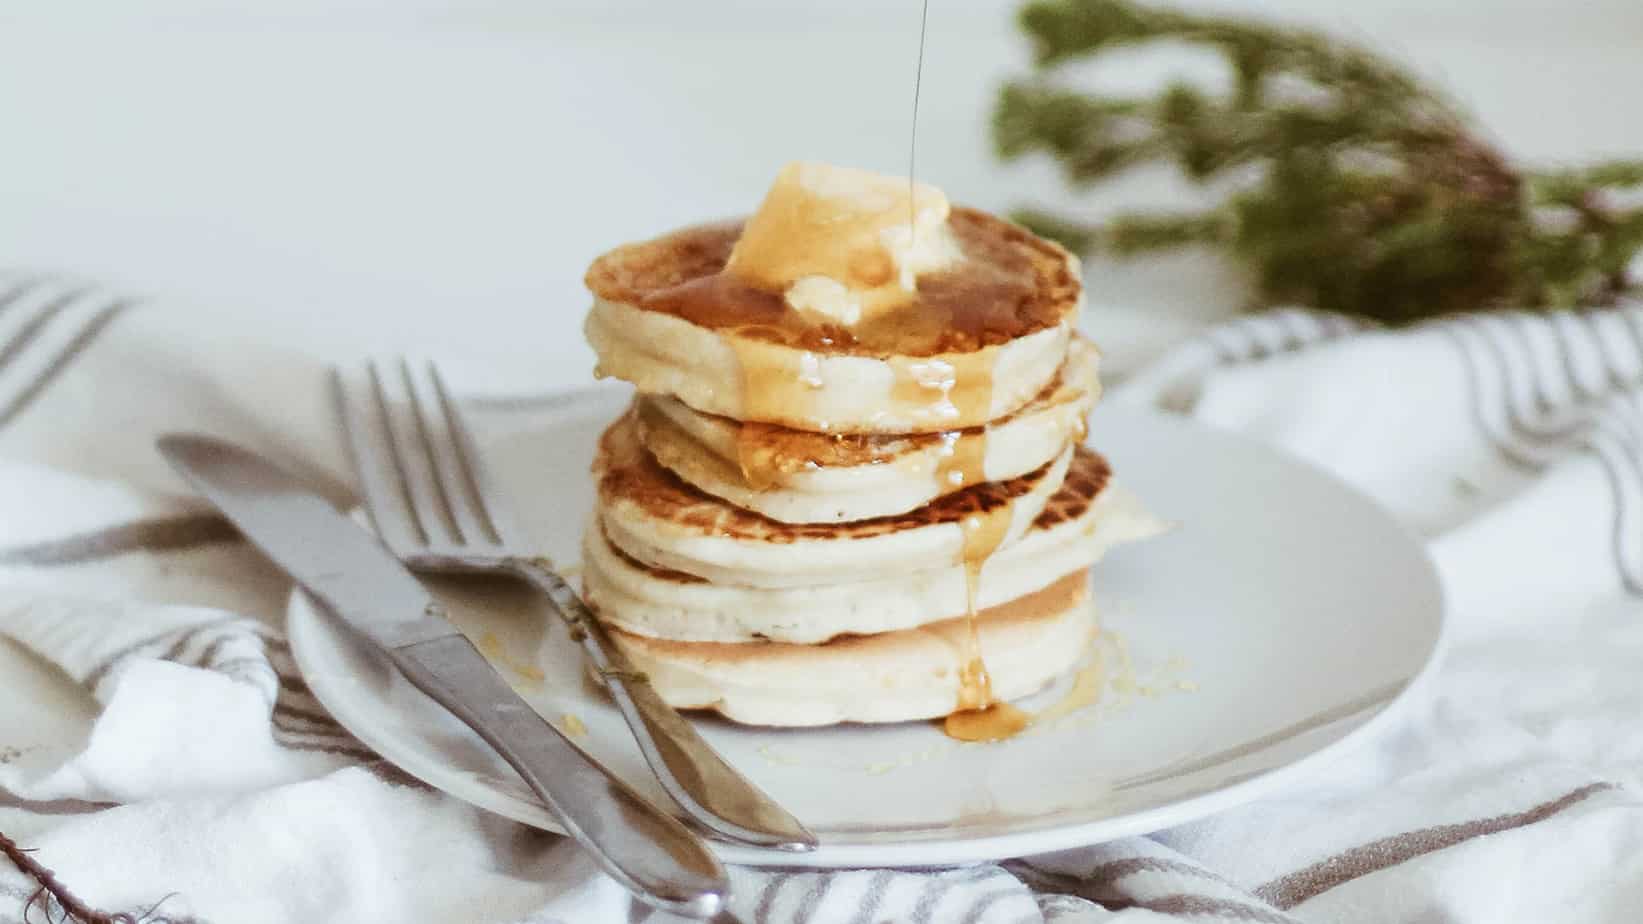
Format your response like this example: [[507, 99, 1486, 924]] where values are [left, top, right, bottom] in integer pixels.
[[726, 162, 963, 326]]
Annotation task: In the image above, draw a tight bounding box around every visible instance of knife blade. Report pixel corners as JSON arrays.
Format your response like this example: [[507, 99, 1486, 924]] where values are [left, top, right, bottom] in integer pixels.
[[157, 434, 457, 651], [157, 433, 729, 918]]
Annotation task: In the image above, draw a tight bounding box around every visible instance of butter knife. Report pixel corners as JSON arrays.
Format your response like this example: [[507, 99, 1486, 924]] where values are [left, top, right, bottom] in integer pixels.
[[158, 433, 728, 919]]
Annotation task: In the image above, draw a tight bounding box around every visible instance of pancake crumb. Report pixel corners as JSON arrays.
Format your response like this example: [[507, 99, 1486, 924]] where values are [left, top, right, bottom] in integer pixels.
[[757, 745, 806, 768], [477, 631, 545, 690]]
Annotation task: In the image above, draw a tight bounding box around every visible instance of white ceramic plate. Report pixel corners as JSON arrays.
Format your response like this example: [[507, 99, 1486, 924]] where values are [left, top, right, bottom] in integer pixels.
[[287, 386, 1445, 868]]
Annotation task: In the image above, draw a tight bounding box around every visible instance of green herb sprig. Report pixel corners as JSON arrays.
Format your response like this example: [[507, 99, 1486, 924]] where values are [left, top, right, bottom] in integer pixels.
[[994, 0, 1643, 322]]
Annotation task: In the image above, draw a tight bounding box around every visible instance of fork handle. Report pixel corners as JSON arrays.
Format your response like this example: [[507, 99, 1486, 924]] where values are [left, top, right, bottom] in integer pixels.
[[504, 557, 818, 851], [384, 633, 727, 918]]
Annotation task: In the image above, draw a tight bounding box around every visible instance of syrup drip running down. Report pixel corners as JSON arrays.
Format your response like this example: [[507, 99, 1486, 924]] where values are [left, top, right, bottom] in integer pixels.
[[939, 480, 1030, 743], [735, 420, 788, 492], [902, 0, 1028, 743], [725, 335, 827, 433], [931, 428, 987, 491]]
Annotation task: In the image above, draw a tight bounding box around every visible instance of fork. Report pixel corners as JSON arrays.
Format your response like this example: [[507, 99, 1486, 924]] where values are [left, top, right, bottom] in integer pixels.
[[334, 358, 817, 853]]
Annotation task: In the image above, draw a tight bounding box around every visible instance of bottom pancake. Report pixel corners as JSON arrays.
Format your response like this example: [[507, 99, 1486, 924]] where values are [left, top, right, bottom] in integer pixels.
[[605, 572, 1096, 727]]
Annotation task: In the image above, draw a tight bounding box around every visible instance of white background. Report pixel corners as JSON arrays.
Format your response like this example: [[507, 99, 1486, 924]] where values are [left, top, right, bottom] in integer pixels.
[[2, 1, 1641, 387]]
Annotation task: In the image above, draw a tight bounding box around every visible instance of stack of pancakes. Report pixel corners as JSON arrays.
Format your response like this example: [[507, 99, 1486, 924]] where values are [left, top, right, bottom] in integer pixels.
[[579, 163, 1161, 736]]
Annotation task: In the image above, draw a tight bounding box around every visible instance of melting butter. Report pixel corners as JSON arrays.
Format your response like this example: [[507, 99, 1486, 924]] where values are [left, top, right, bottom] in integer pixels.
[[725, 161, 962, 327]]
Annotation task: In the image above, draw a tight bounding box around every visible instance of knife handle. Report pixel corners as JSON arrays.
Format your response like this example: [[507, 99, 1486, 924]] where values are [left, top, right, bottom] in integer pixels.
[[504, 558, 816, 851], [384, 634, 727, 919]]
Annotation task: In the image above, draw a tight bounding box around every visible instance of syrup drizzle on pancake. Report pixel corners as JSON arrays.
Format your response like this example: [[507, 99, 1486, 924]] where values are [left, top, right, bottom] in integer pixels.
[[629, 209, 1060, 358]]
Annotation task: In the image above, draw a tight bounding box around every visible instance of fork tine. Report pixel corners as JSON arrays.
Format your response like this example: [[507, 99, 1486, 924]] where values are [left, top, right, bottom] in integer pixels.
[[0, 284, 92, 371], [372, 358, 465, 547], [402, 358, 503, 548], [426, 360, 511, 545], [333, 364, 430, 550]]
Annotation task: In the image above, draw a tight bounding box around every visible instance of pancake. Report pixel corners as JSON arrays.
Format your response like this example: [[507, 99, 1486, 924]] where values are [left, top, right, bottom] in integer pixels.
[[584, 207, 1084, 434], [595, 409, 1074, 588], [585, 446, 1165, 643], [634, 335, 1101, 523], [607, 572, 1097, 727]]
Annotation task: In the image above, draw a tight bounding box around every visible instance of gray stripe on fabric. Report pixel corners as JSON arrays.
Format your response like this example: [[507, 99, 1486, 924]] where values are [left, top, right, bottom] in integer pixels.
[[1255, 782, 1616, 909], [272, 735, 374, 762], [750, 873, 791, 924], [80, 618, 239, 694], [1036, 893, 1099, 922], [1007, 854, 1299, 921], [270, 726, 363, 757], [268, 708, 354, 738], [361, 759, 433, 792], [1114, 680, 1403, 790], [1086, 855, 1236, 890], [271, 702, 345, 730], [269, 720, 358, 742], [1531, 311, 1610, 410], [1587, 313, 1637, 393], [1137, 894, 1297, 923], [1443, 320, 1538, 470], [275, 671, 312, 696], [1001, 860, 1081, 893], [911, 867, 1006, 924], [1552, 312, 1602, 401], [209, 655, 276, 676], [789, 873, 835, 924], [957, 886, 1026, 924], [0, 276, 46, 313], [1446, 314, 1643, 595], [0, 513, 239, 567], [0, 286, 91, 374], [188, 631, 250, 672], [844, 870, 896, 924], [154, 627, 205, 666], [0, 790, 115, 816], [0, 298, 130, 430], [1483, 314, 1587, 442], [1617, 303, 1643, 374], [1589, 434, 1643, 593], [210, 657, 280, 703]]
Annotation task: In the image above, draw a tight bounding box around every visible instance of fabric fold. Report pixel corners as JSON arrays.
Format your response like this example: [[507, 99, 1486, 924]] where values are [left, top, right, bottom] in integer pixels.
[[2, 278, 1640, 923]]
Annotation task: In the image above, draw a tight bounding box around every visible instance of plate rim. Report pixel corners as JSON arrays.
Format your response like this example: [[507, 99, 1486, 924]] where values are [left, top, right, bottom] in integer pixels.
[[285, 395, 1448, 868]]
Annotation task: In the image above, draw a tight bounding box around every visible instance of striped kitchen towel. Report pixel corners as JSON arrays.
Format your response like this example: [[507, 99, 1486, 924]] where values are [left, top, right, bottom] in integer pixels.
[[2, 275, 1641, 923]]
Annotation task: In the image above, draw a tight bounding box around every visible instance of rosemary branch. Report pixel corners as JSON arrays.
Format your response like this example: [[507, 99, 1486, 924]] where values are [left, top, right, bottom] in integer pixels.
[[995, 0, 1643, 321]]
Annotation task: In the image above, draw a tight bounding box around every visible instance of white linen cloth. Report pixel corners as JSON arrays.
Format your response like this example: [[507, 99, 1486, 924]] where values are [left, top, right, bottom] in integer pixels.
[[1, 274, 1641, 923]]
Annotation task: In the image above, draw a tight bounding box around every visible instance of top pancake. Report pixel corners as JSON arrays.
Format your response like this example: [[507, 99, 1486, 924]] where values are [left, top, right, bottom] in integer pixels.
[[583, 207, 1084, 433], [586, 207, 1080, 356]]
